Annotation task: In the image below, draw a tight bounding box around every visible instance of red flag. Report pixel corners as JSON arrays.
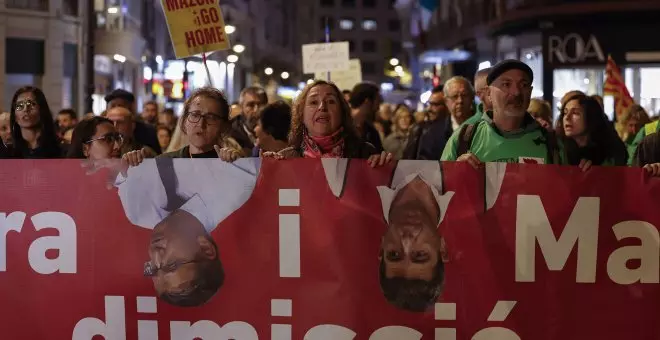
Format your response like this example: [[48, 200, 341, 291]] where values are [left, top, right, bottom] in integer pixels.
[[604, 55, 634, 118]]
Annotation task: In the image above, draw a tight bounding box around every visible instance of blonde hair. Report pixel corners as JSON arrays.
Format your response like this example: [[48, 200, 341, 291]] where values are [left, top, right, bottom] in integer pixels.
[[528, 98, 552, 124], [618, 104, 651, 141], [392, 105, 413, 134]]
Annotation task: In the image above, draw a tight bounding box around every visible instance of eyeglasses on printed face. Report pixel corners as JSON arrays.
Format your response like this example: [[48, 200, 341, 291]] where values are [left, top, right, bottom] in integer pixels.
[[186, 111, 224, 125], [15, 100, 37, 112], [143, 259, 201, 277], [85, 132, 124, 145]]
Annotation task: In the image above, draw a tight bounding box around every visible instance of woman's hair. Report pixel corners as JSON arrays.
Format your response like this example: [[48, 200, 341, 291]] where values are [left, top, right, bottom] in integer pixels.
[[67, 116, 113, 158], [391, 104, 412, 134], [289, 80, 362, 150], [557, 94, 627, 165], [157, 125, 173, 137], [528, 98, 552, 124], [618, 104, 651, 140], [180, 87, 230, 134], [260, 101, 292, 142], [9, 86, 60, 157]]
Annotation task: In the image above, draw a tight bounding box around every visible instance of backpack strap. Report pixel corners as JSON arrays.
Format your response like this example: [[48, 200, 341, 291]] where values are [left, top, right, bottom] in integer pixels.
[[456, 123, 477, 157]]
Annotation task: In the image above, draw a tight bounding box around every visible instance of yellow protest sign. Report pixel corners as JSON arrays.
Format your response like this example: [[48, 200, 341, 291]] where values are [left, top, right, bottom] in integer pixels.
[[160, 0, 231, 59]]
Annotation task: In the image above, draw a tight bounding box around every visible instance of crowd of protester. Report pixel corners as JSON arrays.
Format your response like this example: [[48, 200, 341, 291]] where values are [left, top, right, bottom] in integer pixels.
[[0, 59, 659, 176]]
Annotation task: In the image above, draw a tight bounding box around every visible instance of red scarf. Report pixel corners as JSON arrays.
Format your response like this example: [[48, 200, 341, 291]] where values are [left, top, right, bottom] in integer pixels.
[[302, 128, 345, 158]]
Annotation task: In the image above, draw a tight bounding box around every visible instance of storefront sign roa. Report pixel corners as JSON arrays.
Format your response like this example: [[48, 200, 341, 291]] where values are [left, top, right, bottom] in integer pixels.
[[547, 33, 606, 65]]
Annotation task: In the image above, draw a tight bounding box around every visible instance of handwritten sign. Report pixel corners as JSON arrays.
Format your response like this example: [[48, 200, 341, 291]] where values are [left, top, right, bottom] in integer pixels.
[[302, 42, 350, 74], [315, 59, 362, 91], [160, 0, 231, 59]]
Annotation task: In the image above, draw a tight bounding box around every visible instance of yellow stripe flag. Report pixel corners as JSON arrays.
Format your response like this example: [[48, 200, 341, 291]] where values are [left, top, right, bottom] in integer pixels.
[[604, 55, 634, 119]]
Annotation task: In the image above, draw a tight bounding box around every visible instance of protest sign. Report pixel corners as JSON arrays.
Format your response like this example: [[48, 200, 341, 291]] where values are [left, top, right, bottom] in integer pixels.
[[1, 159, 659, 339], [302, 42, 350, 74], [160, 0, 231, 59], [315, 59, 362, 90]]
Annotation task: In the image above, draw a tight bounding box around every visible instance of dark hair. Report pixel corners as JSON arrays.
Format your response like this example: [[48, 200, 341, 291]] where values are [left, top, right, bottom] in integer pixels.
[[58, 108, 77, 120], [163, 108, 175, 116], [144, 101, 158, 109], [557, 94, 627, 166], [349, 82, 380, 109], [289, 80, 363, 154], [10, 86, 60, 158], [431, 85, 444, 94], [160, 237, 225, 307], [379, 252, 445, 312], [180, 87, 230, 134], [342, 89, 351, 95], [239, 86, 268, 105], [260, 101, 292, 142], [67, 116, 113, 158]]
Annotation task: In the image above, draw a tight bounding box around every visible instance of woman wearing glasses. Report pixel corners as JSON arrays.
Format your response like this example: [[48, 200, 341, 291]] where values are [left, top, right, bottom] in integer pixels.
[[123, 87, 242, 164], [8, 86, 62, 158], [67, 116, 123, 159]]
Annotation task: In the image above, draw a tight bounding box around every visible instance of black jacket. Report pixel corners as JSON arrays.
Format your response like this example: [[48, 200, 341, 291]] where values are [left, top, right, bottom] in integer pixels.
[[230, 115, 255, 150], [134, 120, 162, 155], [403, 116, 453, 160]]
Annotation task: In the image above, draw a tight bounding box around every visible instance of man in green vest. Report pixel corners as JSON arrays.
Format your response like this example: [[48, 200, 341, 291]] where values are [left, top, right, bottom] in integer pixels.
[[627, 120, 660, 165], [441, 60, 562, 166]]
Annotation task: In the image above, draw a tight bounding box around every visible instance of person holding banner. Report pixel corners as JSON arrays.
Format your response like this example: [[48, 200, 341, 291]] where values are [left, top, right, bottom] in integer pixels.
[[377, 161, 454, 312], [558, 94, 627, 168], [266, 80, 392, 166], [86, 87, 257, 307]]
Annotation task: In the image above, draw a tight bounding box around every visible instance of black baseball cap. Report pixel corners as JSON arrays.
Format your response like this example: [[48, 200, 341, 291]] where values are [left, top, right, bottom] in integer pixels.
[[104, 89, 135, 103], [486, 60, 534, 85]]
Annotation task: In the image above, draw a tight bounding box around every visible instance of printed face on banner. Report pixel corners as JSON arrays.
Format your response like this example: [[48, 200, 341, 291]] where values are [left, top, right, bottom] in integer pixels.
[[160, 0, 231, 59], [380, 177, 446, 312]]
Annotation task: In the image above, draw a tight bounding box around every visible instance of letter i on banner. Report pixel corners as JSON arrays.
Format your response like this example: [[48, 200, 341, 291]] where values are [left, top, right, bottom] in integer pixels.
[[278, 189, 301, 278], [160, 0, 231, 59]]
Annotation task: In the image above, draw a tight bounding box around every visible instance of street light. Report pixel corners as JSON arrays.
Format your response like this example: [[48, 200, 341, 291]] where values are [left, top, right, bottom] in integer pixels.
[[227, 54, 238, 63], [264, 67, 273, 75], [113, 54, 126, 63], [389, 58, 399, 66], [394, 65, 403, 74], [281, 72, 290, 79], [307, 79, 314, 84], [225, 25, 236, 35], [232, 44, 245, 53], [107, 7, 118, 14]]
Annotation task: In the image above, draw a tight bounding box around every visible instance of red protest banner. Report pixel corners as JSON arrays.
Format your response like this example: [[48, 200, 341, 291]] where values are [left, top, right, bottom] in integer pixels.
[[0, 159, 659, 339]]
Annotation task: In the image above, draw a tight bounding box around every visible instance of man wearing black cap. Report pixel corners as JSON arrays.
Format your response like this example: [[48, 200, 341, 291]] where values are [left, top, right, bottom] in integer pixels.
[[105, 89, 162, 155], [441, 60, 561, 165]]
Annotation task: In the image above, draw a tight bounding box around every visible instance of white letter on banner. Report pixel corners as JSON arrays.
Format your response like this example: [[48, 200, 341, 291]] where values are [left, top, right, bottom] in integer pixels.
[[170, 321, 258, 340], [0, 211, 26, 271], [607, 221, 660, 284], [28, 211, 77, 274], [516, 195, 599, 283], [369, 326, 423, 340], [72, 296, 126, 340], [304, 325, 356, 339]]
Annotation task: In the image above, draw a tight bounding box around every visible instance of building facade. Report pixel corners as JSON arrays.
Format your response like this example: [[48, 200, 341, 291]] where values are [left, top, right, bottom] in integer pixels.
[[0, 0, 85, 114], [404, 0, 660, 118], [307, 0, 406, 86]]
